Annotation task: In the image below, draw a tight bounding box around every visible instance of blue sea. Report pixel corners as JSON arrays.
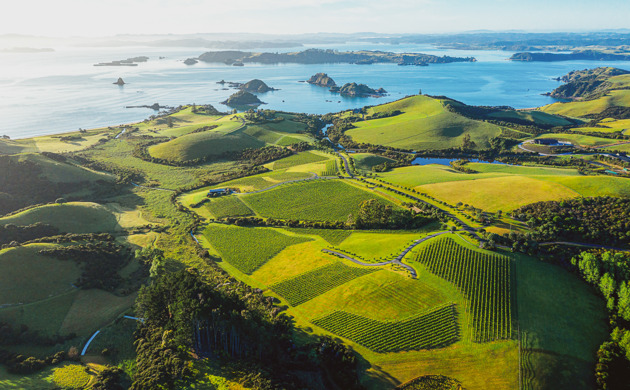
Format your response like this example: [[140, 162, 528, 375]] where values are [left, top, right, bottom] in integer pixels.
[[2, 42, 630, 139]]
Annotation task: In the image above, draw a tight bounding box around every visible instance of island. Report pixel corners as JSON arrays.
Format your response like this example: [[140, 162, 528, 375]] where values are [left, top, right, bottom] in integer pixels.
[[183, 58, 198, 65], [221, 90, 264, 107], [330, 82, 387, 97], [94, 56, 149, 66], [307, 73, 337, 87], [239, 79, 277, 93], [195, 48, 476, 66], [113, 77, 125, 86], [509, 50, 630, 62]]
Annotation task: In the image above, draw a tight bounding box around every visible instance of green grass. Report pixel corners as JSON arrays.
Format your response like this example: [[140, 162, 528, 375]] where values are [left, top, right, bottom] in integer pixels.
[[0, 202, 120, 233], [352, 153, 396, 171], [240, 180, 394, 222], [568, 126, 623, 134], [0, 290, 78, 336], [52, 364, 92, 389], [321, 159, 338, 176], [346, 95, 503, 150], [488, 110, 571, 126], [15, 154, 114, 183], [535, 133, 621, 148], [517, 254, 608, 390], [396, 375, 463, 390], [149, 129, 263, 162], [312, 303, 459, 353], [336, 232, 422, 262], [203, 224, 312, 274], [540, 88, 630, 117], [0, 363, 61, 389], [85, 318, 138, 361], [0, 244, 80, 304], [413, 237, 512, 342], [205, 196, 253, 219], [419, 175, 579, 212], [271, 151, 329, 170], [284, 228, 352, 245], [270, 262, 378, 306]]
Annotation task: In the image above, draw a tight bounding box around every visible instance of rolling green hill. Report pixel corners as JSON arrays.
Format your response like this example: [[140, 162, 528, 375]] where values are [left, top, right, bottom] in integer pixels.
[[345, 95, 504, 150]]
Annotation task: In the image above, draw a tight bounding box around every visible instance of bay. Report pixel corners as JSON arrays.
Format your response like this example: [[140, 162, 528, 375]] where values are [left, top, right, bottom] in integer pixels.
[[2, 43, 630, 139]]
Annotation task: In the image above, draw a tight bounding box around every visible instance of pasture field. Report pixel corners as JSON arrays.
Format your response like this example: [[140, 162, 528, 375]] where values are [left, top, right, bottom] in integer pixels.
[[15, 153, 115, 183], [240, 179, 395, 222], [0, 364, 64, 389], [270, 151, 330, 170], [599, 118, 630, 133], [535, 132, 622, 148], [149, 129, 263, 162], [346, 95, 503, 150], [319, 159, 338, 176], [284, 227, 352, 245], [0, 129, 111, 154], [568, 126, 623, 134], [334, 231, 423, 261], [251, 241, 335, 286], [418, 175, 579, 212], [270, 262, 378, 306], [487, 110, 571, 127], [0, 244, 80, 304], [313, 303, 459, 353], [202, 224, 312, 274], [540, 88, 630, 117], [352, 153, 397, 171], [516, 254, 608, 389], [205, 196, 253, 219], [0, 202, 120, 233], [0, 290, 78, 336], [412, 236, 513, 342], [536, 175, 630, 197], [602, 142, 630, 152]]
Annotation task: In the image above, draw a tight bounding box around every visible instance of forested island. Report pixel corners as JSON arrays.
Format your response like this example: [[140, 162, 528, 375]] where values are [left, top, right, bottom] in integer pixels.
[[510, 50, 630, 62], [192, 48, 476, 65]]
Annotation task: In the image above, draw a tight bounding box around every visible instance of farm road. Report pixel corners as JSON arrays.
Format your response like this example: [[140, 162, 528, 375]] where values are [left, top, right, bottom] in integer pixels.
[[322, 231, 452, 278]]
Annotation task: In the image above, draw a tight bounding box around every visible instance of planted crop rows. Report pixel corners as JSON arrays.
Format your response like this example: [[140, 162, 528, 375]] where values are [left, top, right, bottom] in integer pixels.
[[270, 262, 377, 306], [321, 159, 338, 176], [312, 303, 459, 353], [285, 227, 352, 245], [414, 237, 512, 342], [203, 224, 312, 274], [205, 196, 253, 219]]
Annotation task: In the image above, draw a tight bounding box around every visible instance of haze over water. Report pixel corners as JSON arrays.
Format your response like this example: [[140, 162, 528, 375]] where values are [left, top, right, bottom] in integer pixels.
[[3, 42, 630, 139]]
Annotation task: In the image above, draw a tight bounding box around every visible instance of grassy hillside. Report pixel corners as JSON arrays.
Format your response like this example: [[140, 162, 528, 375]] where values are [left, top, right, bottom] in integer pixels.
[[345, 95, 504, 150], [540, 73, 630, 117], [240, 180, 395, 222], [488, 110, 572, 126], [0, 202, 120, 233]]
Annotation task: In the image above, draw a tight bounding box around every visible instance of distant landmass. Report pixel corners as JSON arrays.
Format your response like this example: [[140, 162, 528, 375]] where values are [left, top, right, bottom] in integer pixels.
[[193, 48, 476, 66], [544, 67, 630, 100], [1, 47, 54, 53], [510, 50, 630, 62], [94, 56, 149, 67]]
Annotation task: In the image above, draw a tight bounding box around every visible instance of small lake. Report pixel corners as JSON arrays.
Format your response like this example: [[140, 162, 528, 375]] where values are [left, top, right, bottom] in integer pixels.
[[411, 157, 508, 166]]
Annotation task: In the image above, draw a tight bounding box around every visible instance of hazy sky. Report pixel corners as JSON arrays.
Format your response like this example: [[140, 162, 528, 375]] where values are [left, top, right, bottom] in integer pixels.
[[3, 0, 630, 37]]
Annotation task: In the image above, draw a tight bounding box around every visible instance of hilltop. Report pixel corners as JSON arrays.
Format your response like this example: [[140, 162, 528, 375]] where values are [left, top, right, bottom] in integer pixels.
[[221, 90, 264, 107], [545, 67, 630, 100]]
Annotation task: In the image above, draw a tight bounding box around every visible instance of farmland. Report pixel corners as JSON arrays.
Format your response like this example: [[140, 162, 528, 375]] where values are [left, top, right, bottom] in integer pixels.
[[413, 236, 513, 342], [204, 196, 253, 219], [240, 179, 395, 222], [313, 303, 459, 353], [202, 224, 312, 273], [270, 261, 378, 306]]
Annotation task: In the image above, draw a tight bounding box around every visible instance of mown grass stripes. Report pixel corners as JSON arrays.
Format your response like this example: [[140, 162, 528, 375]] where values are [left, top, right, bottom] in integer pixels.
[[270, 262, 377, 306], [414, 237, 513, 342], [312, 303, 459, 353]]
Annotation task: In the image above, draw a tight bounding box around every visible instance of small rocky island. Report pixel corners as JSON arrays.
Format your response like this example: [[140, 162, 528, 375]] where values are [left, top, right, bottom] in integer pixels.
[[221, 91, 264, 107], [240, 79, 277, 93], [307, 73, 337, 88], [331, 83, 387, 97], [113, 77, 125, 86], [184, 58, 198, 65]]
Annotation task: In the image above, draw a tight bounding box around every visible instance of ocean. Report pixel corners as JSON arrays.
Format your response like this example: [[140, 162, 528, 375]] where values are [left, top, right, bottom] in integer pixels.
[[2, 43, 630, 139]]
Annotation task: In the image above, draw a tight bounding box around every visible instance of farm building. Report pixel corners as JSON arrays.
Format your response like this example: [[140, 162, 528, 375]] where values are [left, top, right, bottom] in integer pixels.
[[207, 188, 233, 197]]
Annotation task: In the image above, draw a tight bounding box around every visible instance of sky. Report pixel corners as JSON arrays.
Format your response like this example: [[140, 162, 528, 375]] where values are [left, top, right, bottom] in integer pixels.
[[2, 0, 629, 37]]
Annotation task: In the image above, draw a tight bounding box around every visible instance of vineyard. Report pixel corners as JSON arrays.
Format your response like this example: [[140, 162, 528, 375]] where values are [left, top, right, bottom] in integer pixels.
[[240, 180, 391, 222], [205, 196, 253, 219], [413, 237, 513, 342], [321, 159, 338, 176], [285, 227, 352, 245], [270, 262, 378, 306], [203, 224, 312, 273], [312, 303, 459, 353]]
